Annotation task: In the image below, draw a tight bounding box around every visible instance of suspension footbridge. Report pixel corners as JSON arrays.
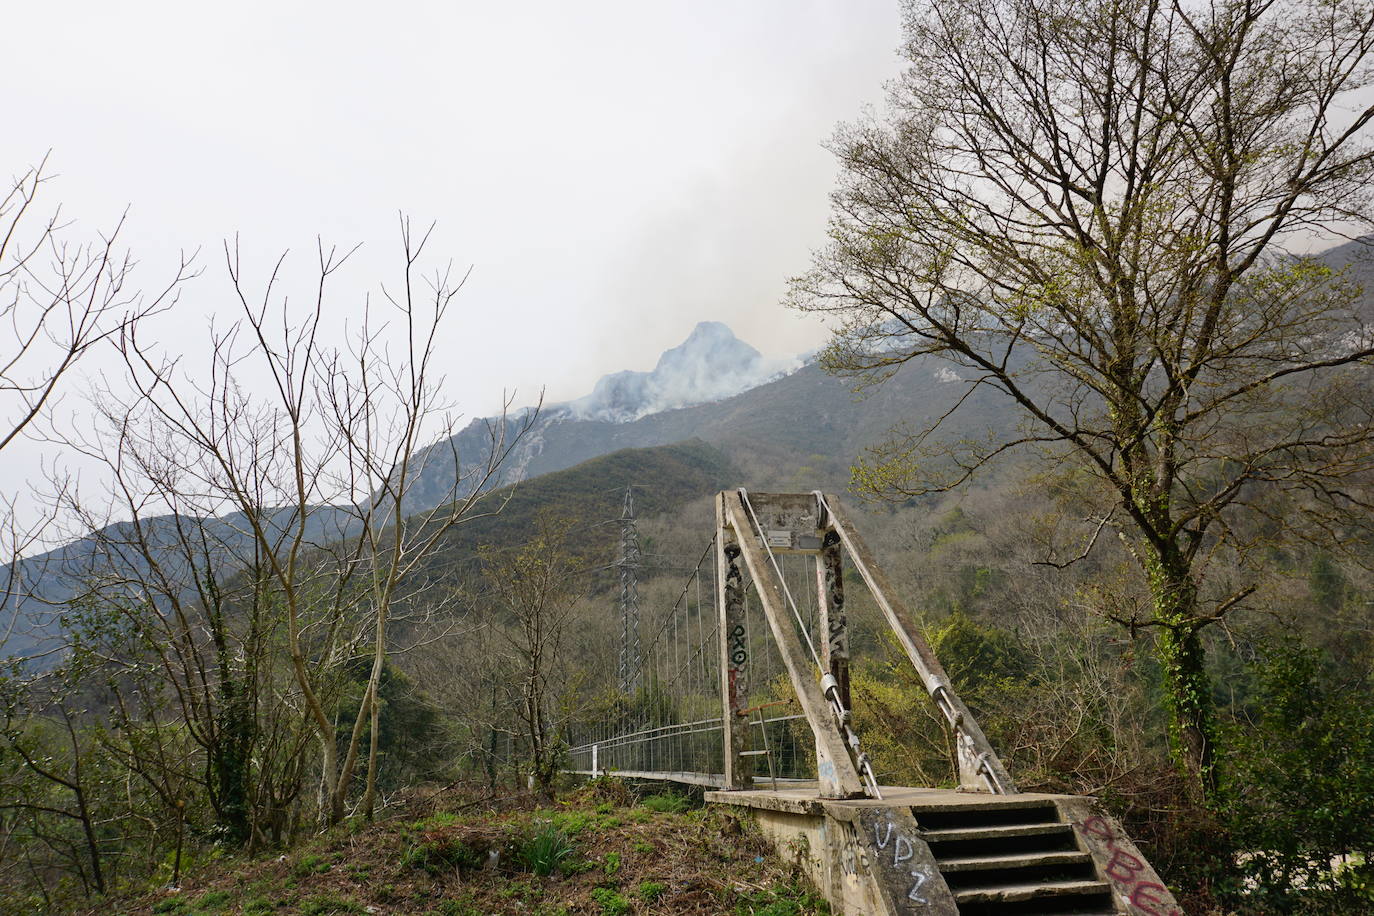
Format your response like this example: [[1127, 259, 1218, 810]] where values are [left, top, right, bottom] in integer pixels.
[[566, 490, 1180, 916]]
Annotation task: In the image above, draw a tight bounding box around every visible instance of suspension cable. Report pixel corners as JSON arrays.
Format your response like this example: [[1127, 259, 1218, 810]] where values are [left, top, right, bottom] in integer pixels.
[[738, 489, 823, 669], [619, 534, 717, 690]]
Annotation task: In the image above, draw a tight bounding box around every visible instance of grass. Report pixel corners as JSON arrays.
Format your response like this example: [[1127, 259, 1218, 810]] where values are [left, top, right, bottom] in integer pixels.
[[590, 887, 632, 915], [733, 884, 832, 916], [640, 792, 691, 814], [299, 894, 365, 915], [294, 854, 334, 878], [89, 780, 829, 916], [400, 832, 487, 875]]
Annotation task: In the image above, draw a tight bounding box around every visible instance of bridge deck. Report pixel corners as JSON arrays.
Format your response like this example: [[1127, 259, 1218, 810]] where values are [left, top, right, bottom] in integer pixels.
[[565, 769, 726, 788], [565, 770, 817, 790], [704, 784, 1078, 814], [566, 770, 1078, 812]]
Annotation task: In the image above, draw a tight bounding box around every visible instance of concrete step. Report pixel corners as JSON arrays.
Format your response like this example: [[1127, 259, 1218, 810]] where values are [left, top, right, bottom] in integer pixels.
[[921, 822, 1075, 843], [953, 878, 1112, 905], [910, 799, 1060, 831], [938, 849, 1092, 872], [921, 821, 1080, 861]]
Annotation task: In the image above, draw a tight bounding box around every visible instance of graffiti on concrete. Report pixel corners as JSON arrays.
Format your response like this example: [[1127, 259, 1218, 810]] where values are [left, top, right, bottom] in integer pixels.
[[872, 819, 932, 907], [1077, 815, 1179, 916]]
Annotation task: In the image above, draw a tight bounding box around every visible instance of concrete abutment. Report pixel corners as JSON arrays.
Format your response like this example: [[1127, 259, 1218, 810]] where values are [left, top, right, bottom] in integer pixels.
[[707, 786, 1183, 915]]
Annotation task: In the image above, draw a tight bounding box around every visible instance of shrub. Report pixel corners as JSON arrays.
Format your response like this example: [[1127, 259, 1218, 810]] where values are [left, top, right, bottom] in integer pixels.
[[1216, 640, 1374, 913]]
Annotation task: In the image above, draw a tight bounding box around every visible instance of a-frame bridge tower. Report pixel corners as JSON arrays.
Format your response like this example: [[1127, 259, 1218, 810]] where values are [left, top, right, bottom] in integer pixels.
[[571, 491, 1182, 916]]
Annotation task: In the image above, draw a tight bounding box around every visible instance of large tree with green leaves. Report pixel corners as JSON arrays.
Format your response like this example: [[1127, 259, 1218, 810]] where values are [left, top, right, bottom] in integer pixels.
[[791, 0, 1374, 798]]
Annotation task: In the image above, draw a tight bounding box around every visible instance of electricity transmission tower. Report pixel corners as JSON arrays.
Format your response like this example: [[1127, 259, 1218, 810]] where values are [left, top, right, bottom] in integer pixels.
[[617, 486, 642, 693]]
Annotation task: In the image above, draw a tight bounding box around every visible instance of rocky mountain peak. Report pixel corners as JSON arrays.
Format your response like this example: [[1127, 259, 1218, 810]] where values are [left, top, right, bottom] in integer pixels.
[[564, 321, 796, 423]]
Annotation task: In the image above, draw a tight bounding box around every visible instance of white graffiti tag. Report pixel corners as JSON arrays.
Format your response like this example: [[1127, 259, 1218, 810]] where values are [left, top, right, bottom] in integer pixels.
[[874, 820, 894, 849], [873, 821, 932, 908], [907, 867, 930, 904]]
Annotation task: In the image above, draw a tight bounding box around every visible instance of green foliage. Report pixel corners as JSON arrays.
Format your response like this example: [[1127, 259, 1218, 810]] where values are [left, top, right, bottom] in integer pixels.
[[334, 661, 450, 791], [515, 822, 577, 877], [1216, 640, 1374, 913], [548, 809, 596, 836], [639, 792, 690, 814], [848, 658, 951, 787], [1308, 553, 1348, 613], [432, 898, 482, 916], [299, 894, 365, 915], [602, 851, 622, 876], [193, 889, 233, 910], [637, 880, 666, 901], [732, 882, 831, 915], [242, 896, 274, 916], [400, 832, 486, 875], [929, 611, 1030, 697], [499, 878, 537, 899], [424, 440, 735, 574], [589, 887, 631, 916], [292, 853, 332, 877]]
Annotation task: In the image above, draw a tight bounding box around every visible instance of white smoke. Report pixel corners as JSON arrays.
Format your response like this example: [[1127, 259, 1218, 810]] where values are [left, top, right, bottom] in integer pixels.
[[933, 366, 962, 383], [562, 321, 801, 423]]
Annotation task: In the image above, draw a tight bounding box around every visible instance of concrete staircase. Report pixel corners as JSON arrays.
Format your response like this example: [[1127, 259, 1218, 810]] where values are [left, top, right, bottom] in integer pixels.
[[915, 798, 1115, 915], [709, 785, 1183, 914]]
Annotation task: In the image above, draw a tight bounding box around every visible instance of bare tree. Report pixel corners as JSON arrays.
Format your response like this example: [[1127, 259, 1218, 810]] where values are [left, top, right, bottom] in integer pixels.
[[75, 217, 534, 826], [478, 516, 583, 797], [790, 0, 1374, 797], [0, 156, 190, 646], [0, 156, 188, 451]]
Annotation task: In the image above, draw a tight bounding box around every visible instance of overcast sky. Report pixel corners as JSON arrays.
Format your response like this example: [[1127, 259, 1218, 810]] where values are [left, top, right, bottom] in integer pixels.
[[3, 1, 903, 418]]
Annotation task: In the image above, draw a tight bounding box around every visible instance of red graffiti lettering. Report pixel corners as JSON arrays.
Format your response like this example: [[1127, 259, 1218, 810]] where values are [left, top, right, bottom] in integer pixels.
[[1130, 882, 1172, 916], [1105, 848, 1146, 883], [1075, 817, 1179, 915], [1081, 815, 1114, 842]]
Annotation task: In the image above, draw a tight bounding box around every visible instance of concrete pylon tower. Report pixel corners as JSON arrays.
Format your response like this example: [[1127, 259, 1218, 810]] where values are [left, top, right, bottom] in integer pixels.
[[617, 487, 643, 693]]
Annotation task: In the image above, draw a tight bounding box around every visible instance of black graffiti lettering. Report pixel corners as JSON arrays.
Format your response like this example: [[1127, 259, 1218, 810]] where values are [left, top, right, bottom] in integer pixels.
[[728, 624, 748, 668]]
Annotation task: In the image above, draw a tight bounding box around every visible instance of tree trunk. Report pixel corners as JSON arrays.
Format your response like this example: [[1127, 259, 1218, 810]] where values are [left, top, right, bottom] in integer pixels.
[[212, 676, 253, 846], [1149, 559, 1217, 800], [362, 685, 381, 821]]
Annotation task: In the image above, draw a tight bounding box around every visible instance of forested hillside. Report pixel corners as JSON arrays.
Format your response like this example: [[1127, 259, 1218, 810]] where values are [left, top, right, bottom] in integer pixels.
[[6, 0, 1374, 910]]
